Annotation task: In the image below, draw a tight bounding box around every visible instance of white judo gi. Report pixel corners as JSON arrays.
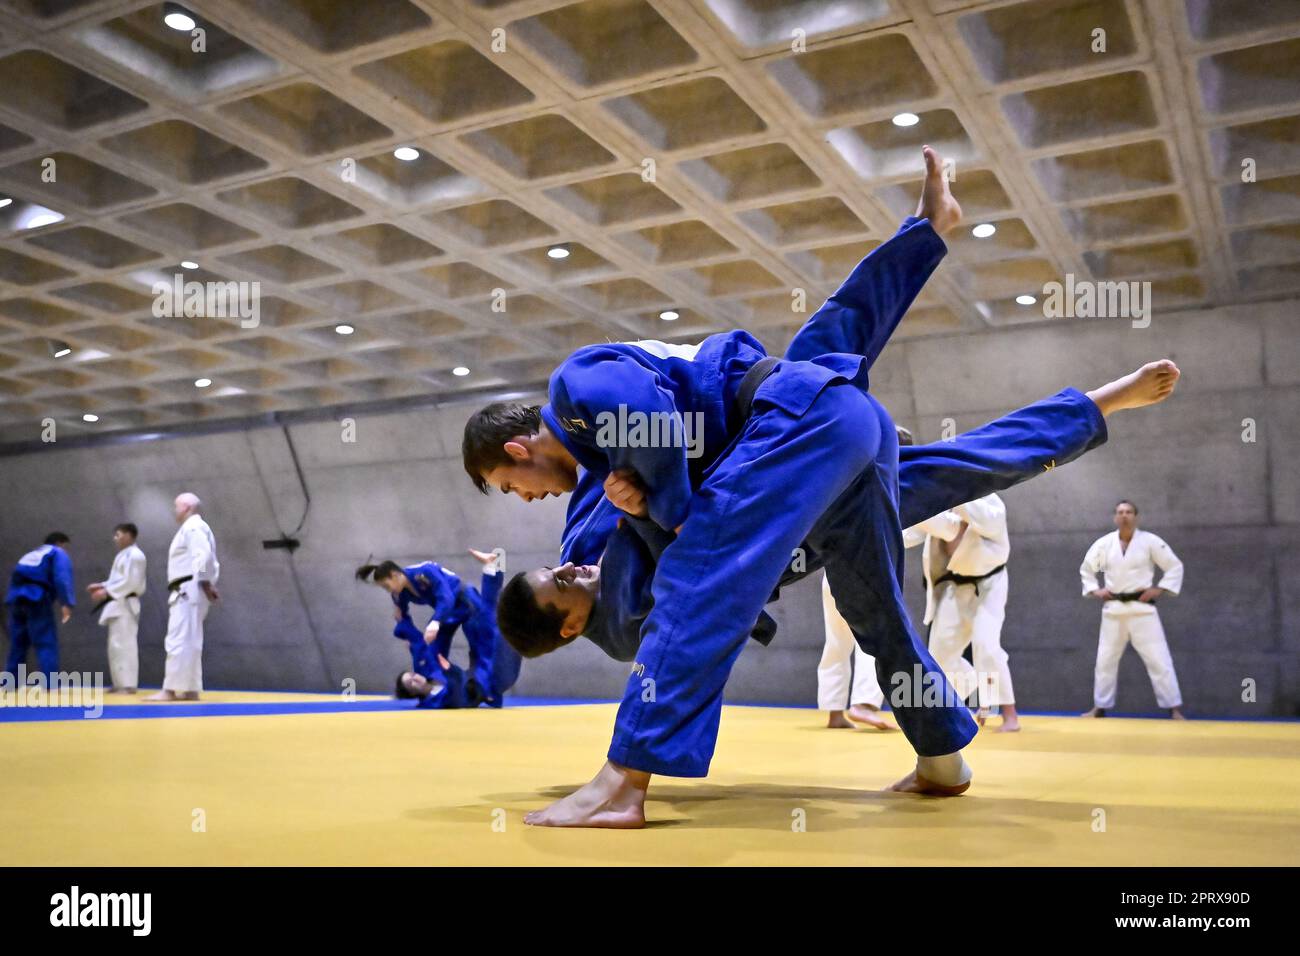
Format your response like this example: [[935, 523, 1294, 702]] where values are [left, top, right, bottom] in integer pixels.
[[818, 573, 884, 710], [162, 514, 219, 694], [905, 494, 1014, 710], [1079, 529, 1183, 709], [97, 543, 147, 689]]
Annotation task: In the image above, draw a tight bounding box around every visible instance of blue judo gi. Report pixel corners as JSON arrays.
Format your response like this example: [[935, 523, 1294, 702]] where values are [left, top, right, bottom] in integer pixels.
[[4, 543, 75, 678], [541, 216, 973, 776], [584, 388, 1107, 661], [396, 565, 521, 709]]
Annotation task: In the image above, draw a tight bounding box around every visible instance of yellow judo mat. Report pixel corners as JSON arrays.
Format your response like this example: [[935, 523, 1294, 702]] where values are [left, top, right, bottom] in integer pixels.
[[3, 698, 1297, 866]]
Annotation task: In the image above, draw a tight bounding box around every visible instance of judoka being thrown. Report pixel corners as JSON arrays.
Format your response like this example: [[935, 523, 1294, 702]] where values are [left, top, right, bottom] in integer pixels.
[[461, 148, 1179, 828]]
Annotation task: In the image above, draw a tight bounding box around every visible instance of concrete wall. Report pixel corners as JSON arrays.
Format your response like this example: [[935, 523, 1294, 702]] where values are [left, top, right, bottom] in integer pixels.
[[2, 299, 1296, 717]]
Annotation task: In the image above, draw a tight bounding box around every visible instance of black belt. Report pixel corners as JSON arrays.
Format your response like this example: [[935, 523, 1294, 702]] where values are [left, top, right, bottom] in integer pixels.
[[93, 591, 138, 614], [935, 563, 1006, 596], [1110, 591, 1153, 603], [168, 576, 193, 592], [731, 356, 780, 427]]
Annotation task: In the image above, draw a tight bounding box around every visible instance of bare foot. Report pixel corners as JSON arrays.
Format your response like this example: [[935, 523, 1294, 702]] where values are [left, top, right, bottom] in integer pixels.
[[826, 710, 855, 729], [846, 704, 897, 731], [109, 687, 137, 695], [975, 707, 989, 728], [915, 145, 961, 235], [1080, 707, 1106, 718], [143, 691, 177, 702], [1170, 707, 1187, 720], [887, 768, 971, 797], [1086, 360, 1180, 416], [524, 761, 649, 828], [998, 716, 1021, 733], [469, 547, 504, 574]]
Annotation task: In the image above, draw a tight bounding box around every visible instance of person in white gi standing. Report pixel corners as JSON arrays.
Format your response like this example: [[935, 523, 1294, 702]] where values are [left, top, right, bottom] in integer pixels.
[[1079, 500, 1184, 719], [87, 522, 147, 693], [819, 574, 896, 730], [145, 493, 219, 702], [905, 494, 1020, 732]]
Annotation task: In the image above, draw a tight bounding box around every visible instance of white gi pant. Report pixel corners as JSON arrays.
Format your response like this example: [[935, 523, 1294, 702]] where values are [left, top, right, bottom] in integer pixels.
[[927, 569, 1014, 709], [106, 615, 139, 689], [818, 575, 883, 709], [1093, 605, 1181, 709], [162, 582, 210, 693]]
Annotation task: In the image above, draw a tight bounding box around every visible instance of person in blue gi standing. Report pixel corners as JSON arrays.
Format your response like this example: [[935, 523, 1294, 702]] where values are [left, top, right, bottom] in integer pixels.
[[4, 532, 75, 680]]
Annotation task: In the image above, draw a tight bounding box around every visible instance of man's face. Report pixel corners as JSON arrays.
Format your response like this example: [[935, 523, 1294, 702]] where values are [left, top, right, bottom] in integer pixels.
[[482, 439, 576, 502], [400, 672, 431, 697], [173, 497, 189, 524], [112, 529, 132, 550], [525, 562, 600, 638], [1114, 503, 1138, 531]]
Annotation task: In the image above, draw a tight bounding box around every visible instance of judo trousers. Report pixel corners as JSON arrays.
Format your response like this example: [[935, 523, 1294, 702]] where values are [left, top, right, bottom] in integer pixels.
[[162, 584, 209, 693], [4, 599, 59, 677], [607, 374, 978, 777]]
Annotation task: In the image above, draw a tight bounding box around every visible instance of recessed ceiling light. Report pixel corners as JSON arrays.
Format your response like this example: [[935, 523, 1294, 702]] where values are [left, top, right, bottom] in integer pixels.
[[452, 366, 470, 377], [180, 260, 198, 270], [164, 10, 196, 31], [0, 197, 11, 208], [547, 246, 570, 259], [892, 112, 920, 127], [1015, 294, 1037, 306], [335, 324, 355, 335], [194, 378, 212, 388], [972, 223, 997, 239], [23, 212, 63, 230], [393, 146, 420, 162], [82, 414, 99, 424], [53, 346, 72, 358], [659, 310, 679, 321]]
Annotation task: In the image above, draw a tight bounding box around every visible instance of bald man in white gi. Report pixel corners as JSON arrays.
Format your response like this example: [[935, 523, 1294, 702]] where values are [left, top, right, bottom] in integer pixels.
[[905, 494, 1020, 732], [87, 522, 147, 693], [1079, 500, 1185, 719], [145, 493, 219, 702]]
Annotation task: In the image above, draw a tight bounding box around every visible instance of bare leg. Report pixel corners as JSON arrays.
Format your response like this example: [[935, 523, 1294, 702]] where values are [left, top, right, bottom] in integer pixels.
[[1086, 361, 1180, 416], [524, 761, 649, 828], [916, 145, 962, 236]]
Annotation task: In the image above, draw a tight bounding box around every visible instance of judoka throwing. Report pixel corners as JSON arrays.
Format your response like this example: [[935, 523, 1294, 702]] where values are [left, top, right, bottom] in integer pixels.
[[145, 493, 219, 702], [1079, 500, 1185, 718]]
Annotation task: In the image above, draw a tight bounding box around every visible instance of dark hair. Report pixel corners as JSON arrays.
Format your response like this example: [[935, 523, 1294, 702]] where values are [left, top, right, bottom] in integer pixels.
[[355, 560, 402, 583], [44, 532, 70, 546], [462, 402, 542, 494], [1115, 500, 1139, 514], [115, 523, 138, 539], [496, 571, 569, 658], [394, 672, 419, 699], [895, 425, 915, 447]]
